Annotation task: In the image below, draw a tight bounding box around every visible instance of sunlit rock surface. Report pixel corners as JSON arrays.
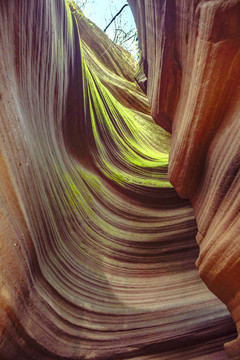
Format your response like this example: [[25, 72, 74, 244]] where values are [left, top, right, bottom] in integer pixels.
[[0, 0, 238, 359]]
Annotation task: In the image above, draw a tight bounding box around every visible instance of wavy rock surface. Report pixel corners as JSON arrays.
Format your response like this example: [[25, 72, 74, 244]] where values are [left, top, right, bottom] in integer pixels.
[[0, 1, 238, 359], [129, 0, 240, 358]]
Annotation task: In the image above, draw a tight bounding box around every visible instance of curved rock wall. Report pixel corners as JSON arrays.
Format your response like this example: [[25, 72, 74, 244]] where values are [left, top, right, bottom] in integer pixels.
[[0, 0, 238, 359], [129, 0, 240, 358]]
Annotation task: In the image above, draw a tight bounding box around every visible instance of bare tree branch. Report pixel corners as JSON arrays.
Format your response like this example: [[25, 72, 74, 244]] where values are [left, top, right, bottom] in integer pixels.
[[104, 4, 129, 32]]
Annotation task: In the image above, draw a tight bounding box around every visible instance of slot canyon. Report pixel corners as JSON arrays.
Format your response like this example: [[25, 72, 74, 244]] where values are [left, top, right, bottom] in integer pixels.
[[0, 1, 240, 359]]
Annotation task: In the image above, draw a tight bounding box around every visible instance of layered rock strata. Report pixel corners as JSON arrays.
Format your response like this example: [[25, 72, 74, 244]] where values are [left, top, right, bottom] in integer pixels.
[[0, 0, 238, 359], [129, 0, 240, 358]]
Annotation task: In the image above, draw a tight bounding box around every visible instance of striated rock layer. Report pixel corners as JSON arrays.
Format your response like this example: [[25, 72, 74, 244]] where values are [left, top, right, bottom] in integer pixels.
[[0, 0, 238, 359], [129, 0, 240, 358]]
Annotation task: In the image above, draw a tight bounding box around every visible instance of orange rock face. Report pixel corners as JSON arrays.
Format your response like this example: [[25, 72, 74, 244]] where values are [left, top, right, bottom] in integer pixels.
[[0, 0, 239, 359], [129, 0, 240, 358]]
